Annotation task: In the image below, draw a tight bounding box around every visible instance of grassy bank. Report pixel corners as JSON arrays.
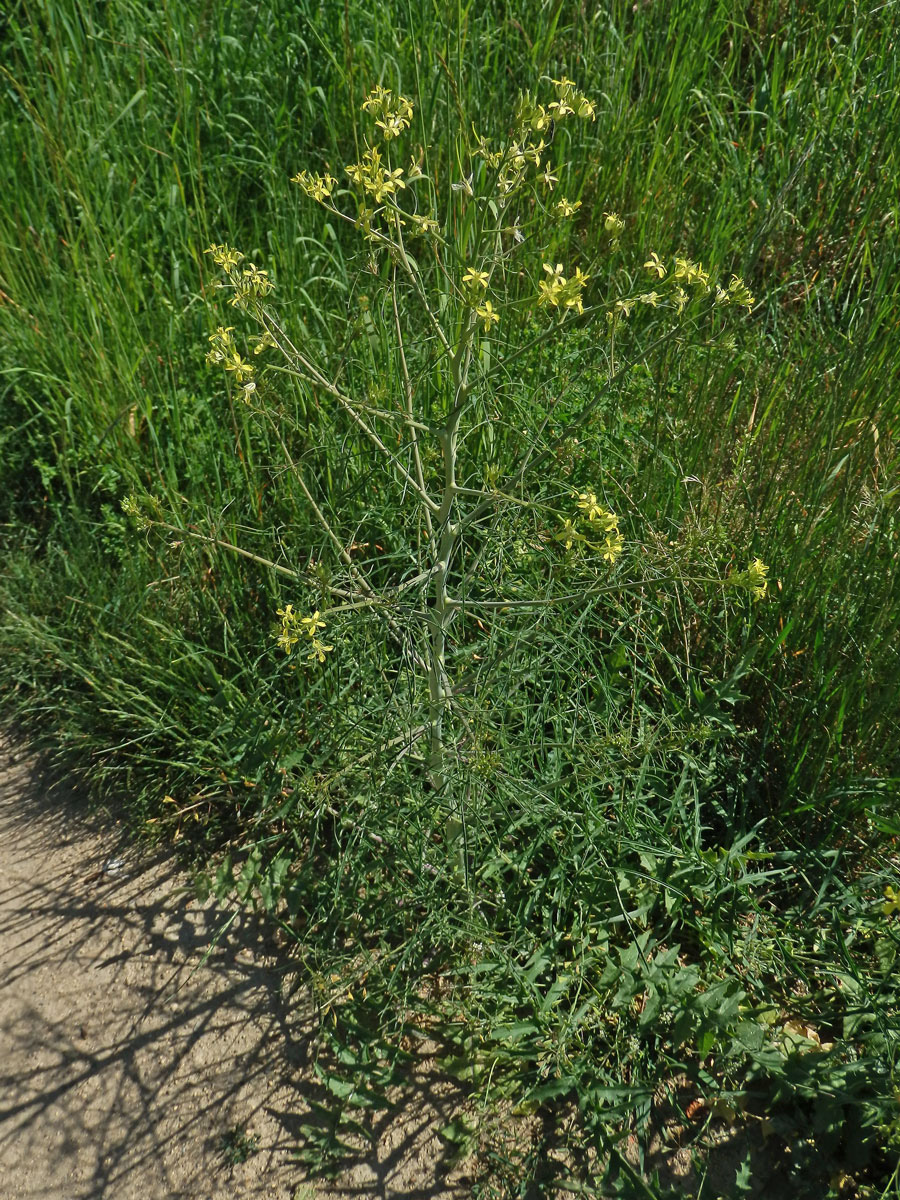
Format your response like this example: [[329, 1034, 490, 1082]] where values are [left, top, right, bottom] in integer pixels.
[[2, 0, 899, 1194]]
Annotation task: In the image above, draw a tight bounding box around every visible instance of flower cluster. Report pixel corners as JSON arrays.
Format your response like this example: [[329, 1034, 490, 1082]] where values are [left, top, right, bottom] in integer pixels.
[[550, 75, 596, 120], [473, 135, 548, 196], [205, 324, 235, 366], [537, 262, 589, 315], [605, 250, 757, 323], [407, 212, 440, 237], [715, 274, 756, 311], [233, 263, 274, 305], [555, 197, 581, 218], [728, 557, 770, 601], [345, 145, 406, 205], [516, 76, 595, 130], [673, 256, 711, 289], [745, 557, 769, 599], [555, 490, 624, 563], [206, 243, 244, 273], [121, 493, 152, 530], [361, 84, 414, 140], [276, 605, 334, 662], [459, 267, 501, 332], [205, 325, 254, 384], [603, 211, 625, 240], [205, 243, 274, 312], [291, 170, 337, 201], [469, 77, 594, 198]]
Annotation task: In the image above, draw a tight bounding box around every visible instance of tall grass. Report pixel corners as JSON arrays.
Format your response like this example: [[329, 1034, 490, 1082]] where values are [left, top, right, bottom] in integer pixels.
[[2, 0, 899, 1194]]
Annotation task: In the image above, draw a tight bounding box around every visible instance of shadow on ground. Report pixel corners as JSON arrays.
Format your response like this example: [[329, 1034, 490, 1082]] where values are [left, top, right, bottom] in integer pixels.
[[0, 738, 470, 1200]]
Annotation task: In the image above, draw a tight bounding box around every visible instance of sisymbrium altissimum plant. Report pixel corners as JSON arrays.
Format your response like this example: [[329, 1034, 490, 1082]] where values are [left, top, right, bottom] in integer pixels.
[[178, 75, 764, 881]]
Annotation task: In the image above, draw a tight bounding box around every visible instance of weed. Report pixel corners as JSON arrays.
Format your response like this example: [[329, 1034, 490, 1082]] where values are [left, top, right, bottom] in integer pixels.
[[219, 1125, 261, 1166], [1, 1, 899, 1195]]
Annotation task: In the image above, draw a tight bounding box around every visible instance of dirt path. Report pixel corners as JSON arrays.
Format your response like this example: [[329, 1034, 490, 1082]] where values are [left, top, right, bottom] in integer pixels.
[[0, 737, 466, 1199]]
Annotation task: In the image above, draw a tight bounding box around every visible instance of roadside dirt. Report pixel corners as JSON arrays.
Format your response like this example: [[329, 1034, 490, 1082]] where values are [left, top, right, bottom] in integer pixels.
[[0, 736, 468, 1200]]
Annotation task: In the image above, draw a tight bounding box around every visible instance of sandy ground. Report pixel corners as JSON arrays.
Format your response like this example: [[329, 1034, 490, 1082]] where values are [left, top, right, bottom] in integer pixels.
[[0, 737, 469, 1200]]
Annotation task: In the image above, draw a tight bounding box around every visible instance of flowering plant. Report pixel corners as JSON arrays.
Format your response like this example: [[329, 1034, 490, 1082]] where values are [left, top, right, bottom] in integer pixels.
[[191, 76, 764, 873]]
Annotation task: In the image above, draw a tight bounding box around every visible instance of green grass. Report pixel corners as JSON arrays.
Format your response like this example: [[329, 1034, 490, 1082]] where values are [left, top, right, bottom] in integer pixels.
[[2, 1, 900, 1196]]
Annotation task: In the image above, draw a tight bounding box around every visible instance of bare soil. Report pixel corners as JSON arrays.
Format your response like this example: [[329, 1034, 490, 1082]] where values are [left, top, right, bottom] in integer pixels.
[[0, 736, 468, 1200]]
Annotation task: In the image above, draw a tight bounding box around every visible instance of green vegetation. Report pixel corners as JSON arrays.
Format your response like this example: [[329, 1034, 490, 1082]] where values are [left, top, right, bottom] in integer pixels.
[[219, 1124, 261, 1166], [2, 1, 899, 1195]]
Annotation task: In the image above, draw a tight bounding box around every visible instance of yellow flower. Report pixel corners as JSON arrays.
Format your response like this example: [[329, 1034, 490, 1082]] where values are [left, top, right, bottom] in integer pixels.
[[548, 79, 594, 122], [308, 638, 334, 663], [475, 301, 500, 333], [883, 886, 900, 917], [673, 286, 689, 314], [555, 518, 582, 550], [291, 170, 337, 201], [747, 558, 769, 600], [547, 99, 574, 119], [300, 610, 326, 637], [361, 84, 392, 115], [539, 264, 573, 308], [638, 291, 660, 306], [276, 603, 301, 654], [345, 160, 366, 186], [538, 278, 563, 307], [577, 491, 619, 543], [376, 110, 411, 140], [728, 558, 770, 600], [525, 139, 547, 167], [574, 94, 596, 120], [276, 605, 334, 658], [576, 491, 604, 522], [463, 267, 490, 290], [561, 268, 589, 314], [369, 167, 406, 203], [643, 251, 666, 279], [222, 351, 254, 382], [603, 211, 625, 237], [474, 133, 503, 166], [409, 213, 440, 236], [230, 264, 274, 305], [673, 256, 692, 281], [205, 325, 236, 365], [277, 630, 299, 654], [555, 198, 581, 217], [516, 95, 551, 132], [602, 532, 624, 563], [615, 297, 635, 317], [345, 147, 405, 202], [206, 243, 244, 273], [250, 330, 277, 354], [727, 275, 756, 311], [362, 87, 414, 140], [673, 257, 710, 289]]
